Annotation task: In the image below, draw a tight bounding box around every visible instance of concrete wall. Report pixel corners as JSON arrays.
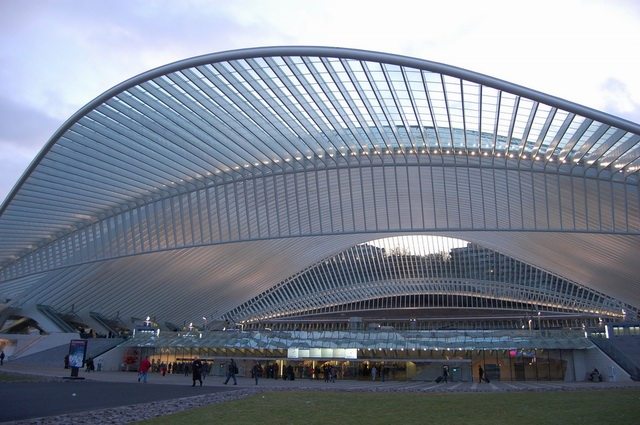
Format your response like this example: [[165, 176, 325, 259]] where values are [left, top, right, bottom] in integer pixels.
[[573, 347, 631, 382], [0, 332, 79, 359], [93, 345, 129, 372]]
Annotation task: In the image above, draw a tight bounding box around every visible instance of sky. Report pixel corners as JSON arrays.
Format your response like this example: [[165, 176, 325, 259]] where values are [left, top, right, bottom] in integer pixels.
[[1, 0, 639, 206]]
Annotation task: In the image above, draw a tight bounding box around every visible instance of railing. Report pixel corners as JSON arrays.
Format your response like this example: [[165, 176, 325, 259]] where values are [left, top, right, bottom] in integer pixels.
[[89, 311, 124, 337], [6, 334, 45, 359], [36, 304, 77, 333]]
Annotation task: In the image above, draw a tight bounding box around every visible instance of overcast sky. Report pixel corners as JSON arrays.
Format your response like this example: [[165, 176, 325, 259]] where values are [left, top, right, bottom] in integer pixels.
[[1, 0, 639, 205]]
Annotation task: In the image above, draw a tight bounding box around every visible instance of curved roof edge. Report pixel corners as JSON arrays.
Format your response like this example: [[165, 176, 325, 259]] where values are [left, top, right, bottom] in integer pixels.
[[3, 45, 640, 214]]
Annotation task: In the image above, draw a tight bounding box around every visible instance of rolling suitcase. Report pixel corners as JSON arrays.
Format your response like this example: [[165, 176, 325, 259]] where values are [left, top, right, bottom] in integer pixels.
[[435, 376, 443, 383]]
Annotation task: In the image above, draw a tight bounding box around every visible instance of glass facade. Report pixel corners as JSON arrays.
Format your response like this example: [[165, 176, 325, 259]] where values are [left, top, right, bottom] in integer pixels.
[[120, 328, 586, 382], [130, 345, 571, 382]]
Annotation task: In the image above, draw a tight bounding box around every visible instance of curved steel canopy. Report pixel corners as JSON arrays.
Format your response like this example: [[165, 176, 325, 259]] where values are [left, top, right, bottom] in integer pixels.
[[0, 46, 638, 330]]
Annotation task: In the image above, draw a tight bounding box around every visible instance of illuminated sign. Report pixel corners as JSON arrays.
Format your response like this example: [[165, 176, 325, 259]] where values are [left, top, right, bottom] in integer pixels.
[[287, 347, 358, 359]]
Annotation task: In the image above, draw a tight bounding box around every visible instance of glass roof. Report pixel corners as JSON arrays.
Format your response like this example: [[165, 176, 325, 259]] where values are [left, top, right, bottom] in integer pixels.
[[2, 48, 639, 264], [0, 47, 639, 326]]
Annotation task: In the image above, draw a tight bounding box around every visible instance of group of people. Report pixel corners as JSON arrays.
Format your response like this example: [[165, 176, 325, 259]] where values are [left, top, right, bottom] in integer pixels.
[[144, 359, 211, 376], [137, 356, 214, 386], [84, 357, 96, 372]]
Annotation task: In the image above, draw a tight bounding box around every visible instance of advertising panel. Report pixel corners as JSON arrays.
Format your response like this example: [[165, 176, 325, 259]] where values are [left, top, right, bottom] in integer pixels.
[[68, 339, 88, 369]]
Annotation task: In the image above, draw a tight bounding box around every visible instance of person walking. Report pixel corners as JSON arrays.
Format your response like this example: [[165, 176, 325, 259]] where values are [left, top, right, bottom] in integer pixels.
[[251, 361, 262, 385], [0, 350, 5, 366], [138, 356, 151, 383], [224, 359, 238, 385], [192, 357, 203, 386], [478, 365, 484, 384], [442, 365, 449, 383], [371, 365, 377, 381]]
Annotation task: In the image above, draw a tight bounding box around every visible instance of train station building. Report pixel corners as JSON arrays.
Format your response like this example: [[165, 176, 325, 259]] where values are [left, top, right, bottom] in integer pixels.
[[1, 47, 639, 382]]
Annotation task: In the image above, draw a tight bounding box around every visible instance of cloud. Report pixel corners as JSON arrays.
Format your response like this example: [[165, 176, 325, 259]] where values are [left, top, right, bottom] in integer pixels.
[[0, 152, 34, 206], [601, 78, 640, 124], [0, 96, 62, 145], [0, 96, 63, 205], [0, 0, 283, 119]]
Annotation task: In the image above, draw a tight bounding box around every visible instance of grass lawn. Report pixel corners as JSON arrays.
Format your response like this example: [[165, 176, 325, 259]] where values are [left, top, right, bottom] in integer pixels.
[[137, 389, 640, 425]]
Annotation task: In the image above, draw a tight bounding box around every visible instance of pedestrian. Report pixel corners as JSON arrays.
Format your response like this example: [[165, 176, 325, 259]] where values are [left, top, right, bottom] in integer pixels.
[[286, 364, 295, 381], [0, 350, 5, 366], [85, 357, 94, 372], [224, 359, 237, 385], [371, 365, 377, 381], [192, 357, 203, 386], [64, 354, 69, 369], [252, 361, 262, 385], [201, 360, 209, 381], [442, 365, 449, 383], [138, 356, 151, 383], [478, 365, 484, 384]]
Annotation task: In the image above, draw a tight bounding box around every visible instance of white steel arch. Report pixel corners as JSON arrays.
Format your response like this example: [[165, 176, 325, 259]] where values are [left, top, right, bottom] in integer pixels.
[[0, 47, 638, 330]]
